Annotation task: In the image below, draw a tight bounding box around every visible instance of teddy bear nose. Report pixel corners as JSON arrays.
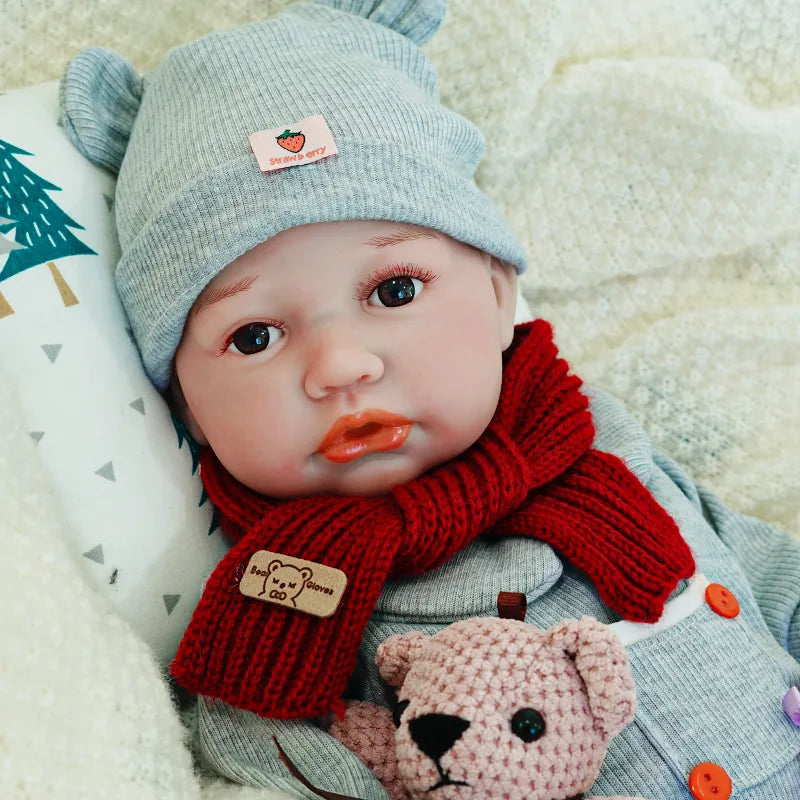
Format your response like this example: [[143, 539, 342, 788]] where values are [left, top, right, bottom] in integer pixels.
[[408, 713, 470, 762]]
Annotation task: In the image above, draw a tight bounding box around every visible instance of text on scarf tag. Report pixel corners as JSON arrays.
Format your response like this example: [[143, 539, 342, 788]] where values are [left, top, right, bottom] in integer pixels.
[[248, 115, 338, 173], [239, 550, 347, 617]]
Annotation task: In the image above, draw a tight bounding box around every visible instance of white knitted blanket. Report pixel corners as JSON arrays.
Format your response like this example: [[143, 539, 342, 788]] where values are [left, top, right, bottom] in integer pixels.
[[426, 0, 800, 538], [2, 1, 799, 798]]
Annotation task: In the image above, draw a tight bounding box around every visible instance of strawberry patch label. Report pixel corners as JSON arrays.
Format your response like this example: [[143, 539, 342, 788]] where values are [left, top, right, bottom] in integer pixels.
[[249, 115, 338, 173]]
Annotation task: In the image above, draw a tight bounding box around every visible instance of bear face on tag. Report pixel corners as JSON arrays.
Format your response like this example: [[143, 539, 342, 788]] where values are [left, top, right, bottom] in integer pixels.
[[239, 550, 347, 617]]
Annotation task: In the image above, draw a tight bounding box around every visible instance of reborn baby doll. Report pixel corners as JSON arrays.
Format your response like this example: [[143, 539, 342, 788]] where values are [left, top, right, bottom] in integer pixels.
[[59, 0, 800, 798]]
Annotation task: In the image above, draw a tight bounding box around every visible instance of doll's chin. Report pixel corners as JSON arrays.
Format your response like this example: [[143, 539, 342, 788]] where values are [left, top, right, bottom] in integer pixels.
[[322, 450, 428, 496], [241, 451, 424, 498]]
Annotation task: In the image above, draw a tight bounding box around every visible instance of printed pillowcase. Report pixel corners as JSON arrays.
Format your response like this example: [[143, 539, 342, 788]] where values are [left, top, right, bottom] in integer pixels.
[[0, 81, 228, 665]]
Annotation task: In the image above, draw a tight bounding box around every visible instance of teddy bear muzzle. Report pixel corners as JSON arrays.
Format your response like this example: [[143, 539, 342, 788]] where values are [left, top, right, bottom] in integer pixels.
[[407, 713, 471, 790]]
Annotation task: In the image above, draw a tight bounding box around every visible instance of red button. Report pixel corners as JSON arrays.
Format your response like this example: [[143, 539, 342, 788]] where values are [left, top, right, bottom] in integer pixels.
[[688, 762, 732, 800], [705, 583, 740, 618]]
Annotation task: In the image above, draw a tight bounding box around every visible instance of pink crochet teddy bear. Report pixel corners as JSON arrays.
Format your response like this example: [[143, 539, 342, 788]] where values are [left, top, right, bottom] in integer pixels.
[[327, 615, 649, 800]]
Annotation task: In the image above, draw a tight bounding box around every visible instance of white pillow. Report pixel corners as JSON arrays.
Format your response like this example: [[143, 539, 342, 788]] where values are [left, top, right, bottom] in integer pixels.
[[0, 81, 229, 666]]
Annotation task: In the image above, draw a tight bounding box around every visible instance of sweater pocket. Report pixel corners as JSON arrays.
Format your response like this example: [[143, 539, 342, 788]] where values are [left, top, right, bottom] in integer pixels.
[[626, 598, 800, 791]]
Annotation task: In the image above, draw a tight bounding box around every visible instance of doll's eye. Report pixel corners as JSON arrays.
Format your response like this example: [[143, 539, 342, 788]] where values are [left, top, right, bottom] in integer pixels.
[[393, 699, 410, 727], [368, 276, 423, 308], [510, 708, 546, 742], [227, 322, 283, 355]]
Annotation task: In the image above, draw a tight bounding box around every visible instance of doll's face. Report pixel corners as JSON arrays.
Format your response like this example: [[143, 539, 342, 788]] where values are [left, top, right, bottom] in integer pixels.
[[174, 219, 517, 497]]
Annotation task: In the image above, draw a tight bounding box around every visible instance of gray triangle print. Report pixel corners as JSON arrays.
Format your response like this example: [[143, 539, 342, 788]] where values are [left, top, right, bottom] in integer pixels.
[[103, 193, 115, 212], [42, 344, 62, 363], [163, 594, 181, 615], [83, 544, 104, 564], [95, 462, 116, 481], [129, 398, 145, 415], [29, 431, 44, 445], [0, 233, 22, 255]]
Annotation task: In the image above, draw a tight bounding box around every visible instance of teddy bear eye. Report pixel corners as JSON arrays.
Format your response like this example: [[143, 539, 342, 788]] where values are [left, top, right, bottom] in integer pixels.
[[393, 699, 410, 728], [510, 708, 546, 742]]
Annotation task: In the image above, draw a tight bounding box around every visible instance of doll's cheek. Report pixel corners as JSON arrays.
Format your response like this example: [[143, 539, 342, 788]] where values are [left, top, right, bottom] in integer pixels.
[[182, 404, 210, 445], [167, 373, 210, 445]]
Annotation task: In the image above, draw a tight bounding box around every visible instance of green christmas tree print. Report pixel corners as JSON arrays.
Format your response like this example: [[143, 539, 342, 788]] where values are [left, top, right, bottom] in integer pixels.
[[0, 138, 96, 317]]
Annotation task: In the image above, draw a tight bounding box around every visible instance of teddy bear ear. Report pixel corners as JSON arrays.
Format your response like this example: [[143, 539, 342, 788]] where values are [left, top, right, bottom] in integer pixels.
[[59, 47, 144, 176], [547, 617, 637, 740], [315, 0, 446, 45], [375, 631, 429, 687]]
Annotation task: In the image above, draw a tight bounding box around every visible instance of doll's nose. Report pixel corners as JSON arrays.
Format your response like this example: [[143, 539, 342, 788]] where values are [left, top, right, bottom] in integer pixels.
[[408, 713, 470, 762], [303, 332, 384, 399]]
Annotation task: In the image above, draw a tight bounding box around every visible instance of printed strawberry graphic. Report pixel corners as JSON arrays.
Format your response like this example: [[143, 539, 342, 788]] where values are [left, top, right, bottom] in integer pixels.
[[276, 129, 305, 153]]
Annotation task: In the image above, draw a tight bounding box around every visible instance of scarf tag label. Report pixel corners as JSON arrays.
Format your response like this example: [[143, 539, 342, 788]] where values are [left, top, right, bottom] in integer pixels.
[[239, 550, 347, 618]]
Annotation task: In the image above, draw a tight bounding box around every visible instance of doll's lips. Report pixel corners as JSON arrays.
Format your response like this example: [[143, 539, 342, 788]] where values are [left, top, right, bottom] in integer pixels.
[[317, 409, 412, 463]]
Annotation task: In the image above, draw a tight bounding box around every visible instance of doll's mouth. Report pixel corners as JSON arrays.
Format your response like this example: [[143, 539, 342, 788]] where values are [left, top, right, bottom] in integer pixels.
[[317, 409, 412, 463]]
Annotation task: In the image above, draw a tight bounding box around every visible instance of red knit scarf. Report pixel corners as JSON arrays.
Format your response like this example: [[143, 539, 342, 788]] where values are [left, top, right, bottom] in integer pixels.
[[171, 320, 694, 719]]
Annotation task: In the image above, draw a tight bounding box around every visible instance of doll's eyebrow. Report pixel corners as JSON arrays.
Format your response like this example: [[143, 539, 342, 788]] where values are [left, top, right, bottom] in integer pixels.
[[365, 226, 440, 248], [190, 274, 259, 320]]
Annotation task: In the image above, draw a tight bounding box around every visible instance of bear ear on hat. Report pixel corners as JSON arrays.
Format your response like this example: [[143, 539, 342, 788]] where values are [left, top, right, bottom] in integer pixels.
[[59, 47, 144, 176], [315, 0, 446, 45]]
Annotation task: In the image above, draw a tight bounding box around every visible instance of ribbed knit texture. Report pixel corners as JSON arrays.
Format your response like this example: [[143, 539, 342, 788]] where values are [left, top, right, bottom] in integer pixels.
[[170, 321, 695, 719], [57, 0, 528, 391]]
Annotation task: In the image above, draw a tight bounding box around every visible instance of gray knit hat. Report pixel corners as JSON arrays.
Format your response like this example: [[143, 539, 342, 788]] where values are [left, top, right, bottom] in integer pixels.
[[59, 0, 527, 391]]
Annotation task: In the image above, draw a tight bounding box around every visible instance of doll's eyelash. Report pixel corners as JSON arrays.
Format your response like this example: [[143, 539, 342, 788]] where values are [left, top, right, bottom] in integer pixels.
[[354, 262, 438, 301]]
